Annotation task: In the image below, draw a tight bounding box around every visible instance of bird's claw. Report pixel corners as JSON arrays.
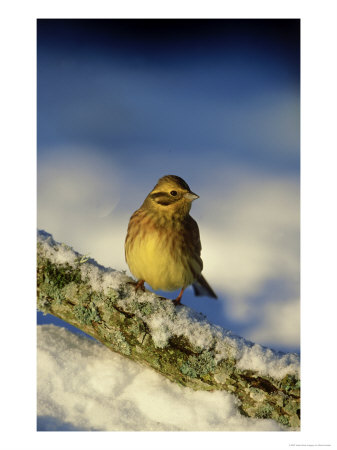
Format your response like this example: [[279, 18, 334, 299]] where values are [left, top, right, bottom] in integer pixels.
[[127, 280, 145, 293], [172, 298, 183, 306]]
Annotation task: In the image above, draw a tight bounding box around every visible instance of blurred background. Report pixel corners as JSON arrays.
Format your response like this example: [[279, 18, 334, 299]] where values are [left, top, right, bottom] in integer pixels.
[[37, 19, 300, 354]]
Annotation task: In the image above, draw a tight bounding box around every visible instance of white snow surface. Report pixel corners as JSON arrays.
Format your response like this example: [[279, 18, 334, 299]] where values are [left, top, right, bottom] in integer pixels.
[[37, 230, 300, 380], [37, 325, 285, 431]]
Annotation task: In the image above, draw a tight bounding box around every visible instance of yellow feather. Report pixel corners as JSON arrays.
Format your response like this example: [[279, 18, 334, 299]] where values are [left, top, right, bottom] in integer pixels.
[[126, 228, 194, 291]]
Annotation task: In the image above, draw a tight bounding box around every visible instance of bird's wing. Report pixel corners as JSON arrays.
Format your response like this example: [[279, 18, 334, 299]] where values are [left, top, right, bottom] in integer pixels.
[[185, 215, 202, 254], [186, 216, 217, 299], [184, 215, 203, 271]]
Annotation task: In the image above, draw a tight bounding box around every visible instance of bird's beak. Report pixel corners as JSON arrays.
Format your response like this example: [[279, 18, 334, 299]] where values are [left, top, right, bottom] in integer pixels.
[[184, 191, 199, 201]]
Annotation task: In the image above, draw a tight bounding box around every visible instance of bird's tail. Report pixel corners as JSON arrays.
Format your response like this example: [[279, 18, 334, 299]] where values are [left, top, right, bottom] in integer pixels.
[[192, 274, 217, 299]]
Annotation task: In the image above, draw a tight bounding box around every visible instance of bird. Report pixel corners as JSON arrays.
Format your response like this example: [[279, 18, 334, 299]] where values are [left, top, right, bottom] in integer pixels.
[[124, 175, 217, 305]]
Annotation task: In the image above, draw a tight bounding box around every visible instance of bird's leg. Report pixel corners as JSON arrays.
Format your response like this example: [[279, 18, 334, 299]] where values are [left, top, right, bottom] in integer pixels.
[[127, 279, 145, 292], [173, 288, 185, 306], [135, 279, 145, 292]]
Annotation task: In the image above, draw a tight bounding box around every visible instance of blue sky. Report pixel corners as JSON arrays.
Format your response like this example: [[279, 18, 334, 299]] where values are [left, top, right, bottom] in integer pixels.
[[38, 19, 299, 171], [37, 19, 300, 353]]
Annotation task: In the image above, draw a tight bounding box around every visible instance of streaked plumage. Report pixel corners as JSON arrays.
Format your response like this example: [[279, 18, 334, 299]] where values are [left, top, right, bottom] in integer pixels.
[[125, 175, 217, 305]]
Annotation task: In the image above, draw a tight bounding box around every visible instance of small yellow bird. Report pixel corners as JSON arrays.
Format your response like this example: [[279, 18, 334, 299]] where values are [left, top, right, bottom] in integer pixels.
[[125, 175, 217, 305]]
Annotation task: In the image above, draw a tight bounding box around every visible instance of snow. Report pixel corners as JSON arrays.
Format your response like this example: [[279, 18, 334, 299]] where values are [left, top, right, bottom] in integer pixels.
[[37, 324, 285, 431], [236, 344, 299, 379], [37, 229, 126, 290], [37, 230, 300, 380]]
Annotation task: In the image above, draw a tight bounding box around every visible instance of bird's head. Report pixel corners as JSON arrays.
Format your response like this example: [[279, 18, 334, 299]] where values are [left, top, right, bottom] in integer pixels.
[[142, 175, 199, 216]]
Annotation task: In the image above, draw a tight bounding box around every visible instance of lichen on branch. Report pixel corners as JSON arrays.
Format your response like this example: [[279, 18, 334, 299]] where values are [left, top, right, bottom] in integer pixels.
[[37, 230, 300, 429]]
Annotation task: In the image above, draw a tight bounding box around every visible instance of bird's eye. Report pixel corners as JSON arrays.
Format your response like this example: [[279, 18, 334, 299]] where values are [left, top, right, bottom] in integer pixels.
[[170, 190, 177, 196]]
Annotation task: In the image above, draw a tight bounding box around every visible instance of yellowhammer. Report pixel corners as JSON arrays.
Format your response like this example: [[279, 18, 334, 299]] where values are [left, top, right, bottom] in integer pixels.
[[125, 175, 217, 305]]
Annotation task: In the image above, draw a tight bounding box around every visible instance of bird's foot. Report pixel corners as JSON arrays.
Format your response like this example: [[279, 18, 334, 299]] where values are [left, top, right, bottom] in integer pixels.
[[127, 279, 145, 293], [157, 296, 182, 305], [172, 288, 185, 306], [172, 298, 183, 306]]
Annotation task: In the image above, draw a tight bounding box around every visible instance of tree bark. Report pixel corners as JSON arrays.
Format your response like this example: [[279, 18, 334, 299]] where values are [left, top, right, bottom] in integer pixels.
[[37, 230, 300, 429]]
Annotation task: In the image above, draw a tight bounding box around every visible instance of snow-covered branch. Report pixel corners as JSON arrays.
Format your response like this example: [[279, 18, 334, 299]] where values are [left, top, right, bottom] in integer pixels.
[[37, 230, 300, 429]]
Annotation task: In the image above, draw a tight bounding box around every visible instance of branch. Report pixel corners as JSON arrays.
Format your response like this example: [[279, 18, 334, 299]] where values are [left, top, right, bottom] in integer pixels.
[[37, 230, 300, 429]]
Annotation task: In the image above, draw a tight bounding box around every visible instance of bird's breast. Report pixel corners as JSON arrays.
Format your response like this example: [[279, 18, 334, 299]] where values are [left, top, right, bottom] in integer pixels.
[[125, 221, 196, 291]]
